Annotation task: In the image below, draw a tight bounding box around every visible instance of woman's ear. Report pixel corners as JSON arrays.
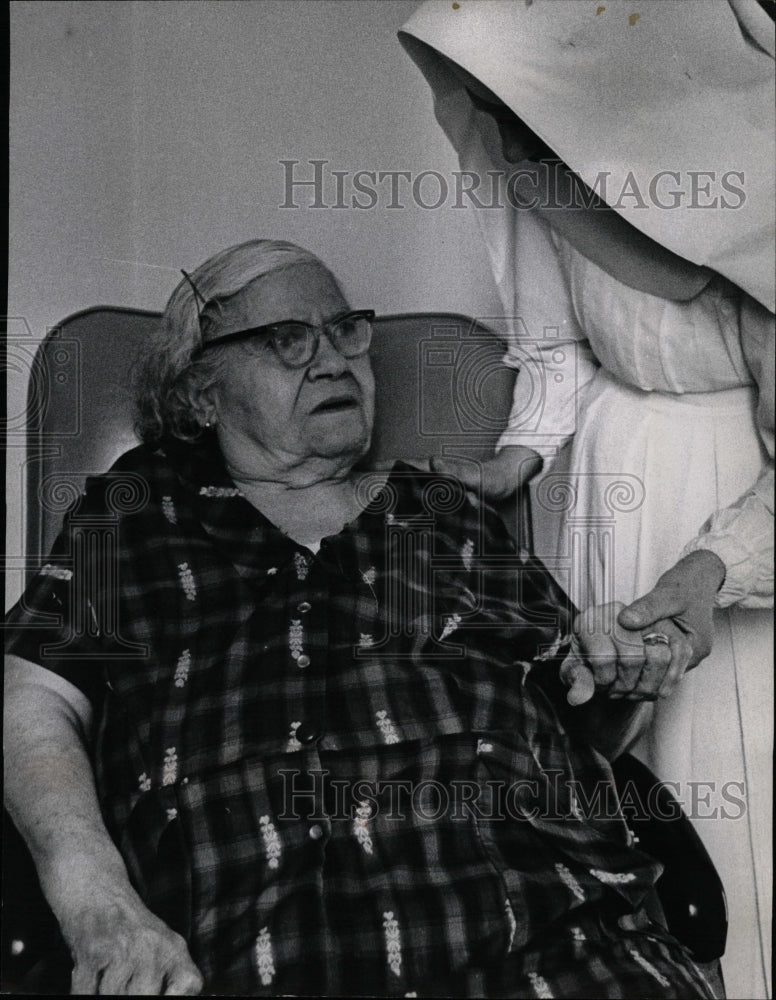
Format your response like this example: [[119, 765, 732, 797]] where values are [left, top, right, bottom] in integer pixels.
[[183, 376, 219, 429]]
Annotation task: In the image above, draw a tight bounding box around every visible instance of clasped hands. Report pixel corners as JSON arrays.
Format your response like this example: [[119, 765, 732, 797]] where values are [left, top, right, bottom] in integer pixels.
[[430, 449, 725, 705], [562, 548, 725, 705]]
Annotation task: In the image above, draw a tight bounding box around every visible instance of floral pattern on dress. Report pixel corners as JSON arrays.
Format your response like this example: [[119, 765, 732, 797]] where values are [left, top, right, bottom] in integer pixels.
[[293, 552, 309, 580], [383, 911, 402, 977], [289, 620, 304, 661], [161, 496, 177, 524], [259, 815, 282, 870], [286, 721, 302, 752], [376, 710, 400, 744], [178, 563, 196, 601], [174, 649, 191, 688], [528, 972, 554, 998], [254, 927, 276, 986], [460, 537, 475, 571], [353, 800, 374, 855], [162, 746, 178, 786]]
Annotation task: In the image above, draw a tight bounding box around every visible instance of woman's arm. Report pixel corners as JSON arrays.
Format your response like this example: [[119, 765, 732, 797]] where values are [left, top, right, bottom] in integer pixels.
[[679, 298, 774, 607], [3, 655, 203, 995]]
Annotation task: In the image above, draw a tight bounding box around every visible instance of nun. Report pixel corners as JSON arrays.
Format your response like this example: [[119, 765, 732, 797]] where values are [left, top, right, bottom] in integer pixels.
[[399, 3, 774, 996]]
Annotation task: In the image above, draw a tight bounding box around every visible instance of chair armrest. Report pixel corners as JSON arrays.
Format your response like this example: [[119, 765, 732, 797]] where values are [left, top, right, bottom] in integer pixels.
[[611, 753, 728, 962], [529, 664, 727, 962]]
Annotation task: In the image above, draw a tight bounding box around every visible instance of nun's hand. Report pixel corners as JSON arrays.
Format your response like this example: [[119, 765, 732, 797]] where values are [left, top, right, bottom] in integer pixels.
[[564, 601, 677, 703], [617, 550, 725, 673], [430, 445, 542, 501]]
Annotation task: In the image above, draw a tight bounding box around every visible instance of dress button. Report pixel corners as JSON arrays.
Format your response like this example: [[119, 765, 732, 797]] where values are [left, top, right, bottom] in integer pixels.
[[308, 824, 324, 840], [297, 601, 312, 614], [296, 722, 322, 744], [296, 653, 311, 668]]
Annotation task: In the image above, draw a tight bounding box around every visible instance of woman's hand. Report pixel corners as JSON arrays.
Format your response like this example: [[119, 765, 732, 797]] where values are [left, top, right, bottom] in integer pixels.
[[561, 601, 676, 704], [56, 872, 203, 995], [430, 445, 542, 501], [618, 550, 726, 672], [562, 551, 726, 706]]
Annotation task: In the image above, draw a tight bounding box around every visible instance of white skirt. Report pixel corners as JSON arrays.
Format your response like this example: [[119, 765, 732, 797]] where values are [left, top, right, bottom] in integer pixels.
[[531, 370, 773, 999]]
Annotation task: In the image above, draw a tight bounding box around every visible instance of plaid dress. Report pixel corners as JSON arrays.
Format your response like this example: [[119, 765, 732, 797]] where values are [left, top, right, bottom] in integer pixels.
[[5, 440, 716, 998]]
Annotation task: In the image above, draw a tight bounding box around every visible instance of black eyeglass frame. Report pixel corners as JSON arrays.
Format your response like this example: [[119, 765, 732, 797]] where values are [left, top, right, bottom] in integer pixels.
[[192, 309, 376, 368]]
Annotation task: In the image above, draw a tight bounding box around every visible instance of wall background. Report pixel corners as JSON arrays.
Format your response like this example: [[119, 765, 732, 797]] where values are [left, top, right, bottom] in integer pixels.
[[7, 0, 501, 606]]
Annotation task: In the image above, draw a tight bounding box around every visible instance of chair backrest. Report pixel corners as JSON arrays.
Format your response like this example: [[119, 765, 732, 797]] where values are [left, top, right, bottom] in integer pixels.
[[25, 308, 519, 562]]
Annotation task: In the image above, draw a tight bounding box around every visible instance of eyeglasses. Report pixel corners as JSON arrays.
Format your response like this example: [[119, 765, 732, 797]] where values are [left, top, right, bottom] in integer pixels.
[[179, 269, 374, 369], [193, 309, 375, 369]]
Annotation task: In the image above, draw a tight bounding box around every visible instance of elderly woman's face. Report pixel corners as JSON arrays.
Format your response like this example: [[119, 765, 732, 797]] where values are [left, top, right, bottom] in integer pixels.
[[206, 263, 375, 469]]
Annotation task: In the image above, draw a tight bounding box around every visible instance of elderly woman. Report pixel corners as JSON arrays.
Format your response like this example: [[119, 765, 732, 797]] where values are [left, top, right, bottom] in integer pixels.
[[399, 4, 774, 996], [6, 239, 716, 997]]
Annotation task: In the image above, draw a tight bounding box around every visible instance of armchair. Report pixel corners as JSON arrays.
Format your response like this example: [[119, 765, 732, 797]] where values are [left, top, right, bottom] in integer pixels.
[[3, 308, 726, 992]]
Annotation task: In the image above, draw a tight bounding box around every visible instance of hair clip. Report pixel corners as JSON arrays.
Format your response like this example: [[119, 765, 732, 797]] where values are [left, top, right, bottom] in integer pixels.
[[180, 269, 208, 325]]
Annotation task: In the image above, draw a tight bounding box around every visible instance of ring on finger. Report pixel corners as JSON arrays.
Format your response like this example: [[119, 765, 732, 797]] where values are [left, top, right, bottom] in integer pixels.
[[642, 631, 670, 647]]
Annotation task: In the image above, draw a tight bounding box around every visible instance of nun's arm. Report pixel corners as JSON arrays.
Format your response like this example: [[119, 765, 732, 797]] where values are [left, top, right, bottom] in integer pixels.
[[512, 162, 714, 302]]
